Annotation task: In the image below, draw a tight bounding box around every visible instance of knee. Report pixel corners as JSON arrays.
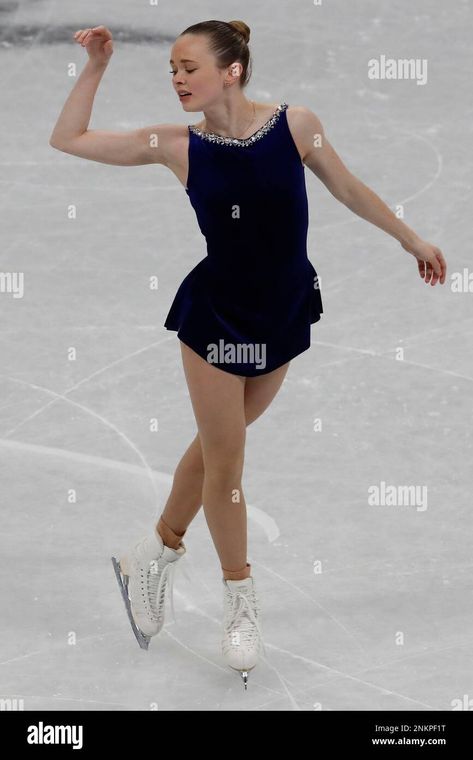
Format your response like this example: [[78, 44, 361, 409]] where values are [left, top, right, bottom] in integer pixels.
[[205, 459, 244, 486], [202, 436, 245, 481]]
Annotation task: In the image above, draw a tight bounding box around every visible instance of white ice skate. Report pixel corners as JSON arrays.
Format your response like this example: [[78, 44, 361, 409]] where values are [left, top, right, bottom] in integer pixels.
[[222, 576, 265, 689], [111, 529, 186, 650]]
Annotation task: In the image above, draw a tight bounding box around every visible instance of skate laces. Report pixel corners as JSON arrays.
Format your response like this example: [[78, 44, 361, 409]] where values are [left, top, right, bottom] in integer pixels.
[[224, 587, 266, 656], [146, 556, 178, 624]]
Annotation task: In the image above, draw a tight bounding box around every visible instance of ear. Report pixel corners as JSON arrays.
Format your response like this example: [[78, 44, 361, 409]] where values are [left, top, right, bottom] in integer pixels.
[[224, 61, 243, 85]]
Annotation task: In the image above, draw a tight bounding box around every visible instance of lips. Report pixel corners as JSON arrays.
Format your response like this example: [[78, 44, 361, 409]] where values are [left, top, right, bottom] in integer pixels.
[[178, 92, 192, 98]]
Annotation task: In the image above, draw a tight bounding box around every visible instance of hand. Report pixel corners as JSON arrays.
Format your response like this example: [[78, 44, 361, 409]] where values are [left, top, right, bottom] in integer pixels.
[[401, 237, 447, 286], [73, 25, 114, 65]]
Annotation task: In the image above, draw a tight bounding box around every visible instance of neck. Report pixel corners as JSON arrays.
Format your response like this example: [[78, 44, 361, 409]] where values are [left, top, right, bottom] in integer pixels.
[[202, 95, 255, 138]]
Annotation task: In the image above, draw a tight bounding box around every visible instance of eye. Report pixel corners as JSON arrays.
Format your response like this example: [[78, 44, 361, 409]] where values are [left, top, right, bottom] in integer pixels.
[[168, 69, 196, 74]]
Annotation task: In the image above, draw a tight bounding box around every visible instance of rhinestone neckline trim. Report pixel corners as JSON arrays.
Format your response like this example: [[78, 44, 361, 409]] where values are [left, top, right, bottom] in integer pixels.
[[188, 102, 288, 147]]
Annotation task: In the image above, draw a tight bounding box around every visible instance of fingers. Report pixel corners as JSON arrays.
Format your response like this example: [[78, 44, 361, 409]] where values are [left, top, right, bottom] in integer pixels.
[[436, 248, 447, 284], [74, 28, 92, 46], [73, 27, 101, 46], [430, 266, 440, 285], [418, 250, 447, 286], [429, 260, 439, 285], [418, 259, 435, 285], [425, 261, 438, 286], [429, 249, 446, 286]]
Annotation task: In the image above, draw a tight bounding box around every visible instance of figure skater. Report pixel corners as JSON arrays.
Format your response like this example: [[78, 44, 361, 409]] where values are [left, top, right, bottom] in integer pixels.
[[50, 19, 447, 690]]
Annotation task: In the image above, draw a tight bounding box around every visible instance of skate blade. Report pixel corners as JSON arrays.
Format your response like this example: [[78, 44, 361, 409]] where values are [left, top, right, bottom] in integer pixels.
[[230, 665, 256, 690], [111, 556, 151, 651]]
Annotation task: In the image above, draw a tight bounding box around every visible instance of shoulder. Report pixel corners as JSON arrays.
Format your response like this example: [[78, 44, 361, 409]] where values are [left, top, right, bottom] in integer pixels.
[[285, 104, 323, 130], [285, 105, 325, 161], [136, 122, 189, 164]]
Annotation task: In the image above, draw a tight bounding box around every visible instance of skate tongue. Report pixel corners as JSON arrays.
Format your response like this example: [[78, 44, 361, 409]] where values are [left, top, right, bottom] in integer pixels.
[[162, 544, 185, 561], [226, 578, 253, 591], [137, 531, 164, 561]]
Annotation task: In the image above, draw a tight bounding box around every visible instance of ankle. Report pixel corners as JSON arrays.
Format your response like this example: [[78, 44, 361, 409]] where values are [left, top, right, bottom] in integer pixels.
[[156, 515, 186, 550], [222, 562, 251, 581]]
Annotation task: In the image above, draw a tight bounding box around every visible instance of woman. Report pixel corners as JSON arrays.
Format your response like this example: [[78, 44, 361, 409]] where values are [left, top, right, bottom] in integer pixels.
[[50, 19, 447, 690]]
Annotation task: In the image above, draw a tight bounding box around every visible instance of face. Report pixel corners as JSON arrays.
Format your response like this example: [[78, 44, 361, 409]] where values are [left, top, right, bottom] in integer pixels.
[[169, 34, 232, 110]]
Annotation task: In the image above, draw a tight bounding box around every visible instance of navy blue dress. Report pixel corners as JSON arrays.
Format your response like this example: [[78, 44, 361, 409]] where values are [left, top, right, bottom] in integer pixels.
[[164, 102, 323, 377]]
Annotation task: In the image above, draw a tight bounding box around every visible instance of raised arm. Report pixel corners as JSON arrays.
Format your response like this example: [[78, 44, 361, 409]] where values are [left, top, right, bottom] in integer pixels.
[[49, 26, 176, 167], [287, 106, 446, 286]]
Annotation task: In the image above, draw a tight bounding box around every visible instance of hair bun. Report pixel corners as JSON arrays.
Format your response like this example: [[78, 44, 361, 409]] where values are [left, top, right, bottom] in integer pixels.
[[228, 19, 250, 44]]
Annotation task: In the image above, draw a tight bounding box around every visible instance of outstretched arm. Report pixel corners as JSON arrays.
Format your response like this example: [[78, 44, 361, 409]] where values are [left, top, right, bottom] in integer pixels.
[[289, 106, 447, 286]]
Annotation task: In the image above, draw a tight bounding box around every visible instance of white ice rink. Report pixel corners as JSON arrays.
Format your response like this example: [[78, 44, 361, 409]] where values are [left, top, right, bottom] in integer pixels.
[[0, 0, 472, 710]]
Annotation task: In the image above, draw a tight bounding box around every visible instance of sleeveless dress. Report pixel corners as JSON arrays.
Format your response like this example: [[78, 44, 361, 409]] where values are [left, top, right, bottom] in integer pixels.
[[164, 102, 324, 377]]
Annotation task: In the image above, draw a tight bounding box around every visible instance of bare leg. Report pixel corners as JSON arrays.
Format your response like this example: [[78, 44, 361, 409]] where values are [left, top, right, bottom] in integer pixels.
[[176, 341, 247, 575], [158, 341, 289, 569], [159, 346, 289, 535], [159, 435, 205, 536]]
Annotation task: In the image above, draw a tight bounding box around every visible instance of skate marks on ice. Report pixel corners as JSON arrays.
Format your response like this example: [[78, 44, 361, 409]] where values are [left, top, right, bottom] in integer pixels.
[[0, 437, 280, 545]]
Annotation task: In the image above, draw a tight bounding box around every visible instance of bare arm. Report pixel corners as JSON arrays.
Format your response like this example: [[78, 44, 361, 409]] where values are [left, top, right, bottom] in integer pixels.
[[288, 106, 447, 285], [49, 26, 174, 167]]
